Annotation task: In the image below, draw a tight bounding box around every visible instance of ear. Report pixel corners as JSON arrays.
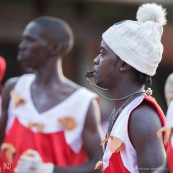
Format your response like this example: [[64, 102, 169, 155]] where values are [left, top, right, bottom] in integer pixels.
[[49, 42, 63, 56], [119, 61, 131, 71]]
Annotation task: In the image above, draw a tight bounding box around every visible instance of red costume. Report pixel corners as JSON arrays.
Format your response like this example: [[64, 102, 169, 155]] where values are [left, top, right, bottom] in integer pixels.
[[102, 95, 165, 173]]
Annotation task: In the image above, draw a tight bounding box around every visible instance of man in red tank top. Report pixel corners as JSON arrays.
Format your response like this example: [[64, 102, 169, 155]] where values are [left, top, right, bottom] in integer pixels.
[[91, 3, 167, 173]]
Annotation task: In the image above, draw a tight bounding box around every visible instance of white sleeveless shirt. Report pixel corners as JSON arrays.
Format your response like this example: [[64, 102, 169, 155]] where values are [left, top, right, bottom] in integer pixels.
[[103, 95, 145, 173], [6, 74, 98, 153]]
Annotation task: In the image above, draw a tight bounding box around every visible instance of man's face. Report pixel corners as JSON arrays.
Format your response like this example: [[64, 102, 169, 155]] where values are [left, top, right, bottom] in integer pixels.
[[17, 22, 50, 69], [93, 40, 120, 88]]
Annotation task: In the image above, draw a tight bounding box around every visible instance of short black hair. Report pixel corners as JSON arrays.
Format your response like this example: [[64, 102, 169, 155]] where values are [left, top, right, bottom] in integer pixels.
[[134, 70, 152, 86], [33, 16, 74, 55]]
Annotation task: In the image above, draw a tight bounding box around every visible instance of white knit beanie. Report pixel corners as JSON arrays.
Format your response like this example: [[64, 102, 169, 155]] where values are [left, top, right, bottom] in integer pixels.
[[102, 3, 167, 76]]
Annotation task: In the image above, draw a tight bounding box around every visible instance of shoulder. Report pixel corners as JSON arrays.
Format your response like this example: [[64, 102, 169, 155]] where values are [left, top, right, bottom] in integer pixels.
[[69, 82, 98, 100], [129, 99, 163, 147], [130, 99, 162, 132], [2, 74, 34, 97], [1, 77, 19, 110], [84, 98, 101, 134], [16, 73, 35, 83], [80, 87, 97, 95], [3, 77, 19, 94]]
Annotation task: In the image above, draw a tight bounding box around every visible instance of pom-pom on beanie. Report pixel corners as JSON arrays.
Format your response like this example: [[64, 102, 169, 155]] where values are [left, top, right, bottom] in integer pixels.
[[102, 3, 167, 76]]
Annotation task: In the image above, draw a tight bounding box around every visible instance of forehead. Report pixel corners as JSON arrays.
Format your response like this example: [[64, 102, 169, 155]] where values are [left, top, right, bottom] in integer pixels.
[[100, 40, 109, 49], [23, 22, 44, 38], [100, 39, 117, 56]]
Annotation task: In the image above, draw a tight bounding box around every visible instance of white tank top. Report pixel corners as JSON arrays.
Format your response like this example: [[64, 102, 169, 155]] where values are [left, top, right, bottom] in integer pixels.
[[103, 95, 145, 173], [6, 74, 98, 153]]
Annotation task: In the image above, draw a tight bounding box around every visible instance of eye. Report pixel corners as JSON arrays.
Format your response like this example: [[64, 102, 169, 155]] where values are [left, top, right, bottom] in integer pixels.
[[99, 48, 105, 56], [24, 36, 36, 43], [99, 51, 103, 56], [27, 37, 36, 42]]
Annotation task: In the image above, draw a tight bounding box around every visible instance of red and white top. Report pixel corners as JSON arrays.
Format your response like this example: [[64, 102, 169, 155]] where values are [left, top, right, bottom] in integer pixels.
[[102, 95, 165, 173], [0, 74, 97, 173]]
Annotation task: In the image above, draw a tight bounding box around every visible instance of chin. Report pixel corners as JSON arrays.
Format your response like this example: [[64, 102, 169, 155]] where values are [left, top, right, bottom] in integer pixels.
[[96, 80, 103, 87], [20, 62, 29, 68], [20, 62, 34, 70]]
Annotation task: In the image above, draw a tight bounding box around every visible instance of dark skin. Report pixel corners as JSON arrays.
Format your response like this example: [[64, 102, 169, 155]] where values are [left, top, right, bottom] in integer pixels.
[[93, 40, 166, 173], [153, 160, 170, 173], [0, 19, 103, 173]]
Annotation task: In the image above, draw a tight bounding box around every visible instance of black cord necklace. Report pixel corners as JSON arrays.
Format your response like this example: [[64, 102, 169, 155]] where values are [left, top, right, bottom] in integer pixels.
[[105, 88, 153, 137], [85, 77, 152, 101], [106, 94, 134, 137]]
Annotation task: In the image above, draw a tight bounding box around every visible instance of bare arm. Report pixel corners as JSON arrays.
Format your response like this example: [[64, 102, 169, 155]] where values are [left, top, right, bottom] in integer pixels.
[[53, 99, 104, 173], [129, 101, 166, 173], [0, 77, 18, 145], [153, 160, 170, 173]]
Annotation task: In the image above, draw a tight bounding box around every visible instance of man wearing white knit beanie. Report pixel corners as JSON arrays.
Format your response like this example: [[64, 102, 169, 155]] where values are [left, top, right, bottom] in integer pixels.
[[92, 3, 168, 173]]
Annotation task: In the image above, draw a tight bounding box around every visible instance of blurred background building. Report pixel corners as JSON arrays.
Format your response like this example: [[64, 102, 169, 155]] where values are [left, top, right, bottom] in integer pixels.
[[0, 0, 173, 124]]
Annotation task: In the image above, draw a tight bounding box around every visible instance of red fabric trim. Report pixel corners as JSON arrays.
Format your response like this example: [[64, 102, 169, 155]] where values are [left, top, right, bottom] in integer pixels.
[[103, 152, 130, 173], [167, 141, 173, 172], [144, 95, 165, 126], [0, 118, 88, 173]]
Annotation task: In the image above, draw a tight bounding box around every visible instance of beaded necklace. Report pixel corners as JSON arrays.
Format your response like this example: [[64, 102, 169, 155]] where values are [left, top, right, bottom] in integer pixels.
[[106, 88, 152, 137], [106, 94, 134, 137]]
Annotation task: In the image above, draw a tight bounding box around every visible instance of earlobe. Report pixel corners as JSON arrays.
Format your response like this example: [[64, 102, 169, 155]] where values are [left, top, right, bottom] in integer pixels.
[[120, 62, 131, 71], [125, 64, 131, 70]]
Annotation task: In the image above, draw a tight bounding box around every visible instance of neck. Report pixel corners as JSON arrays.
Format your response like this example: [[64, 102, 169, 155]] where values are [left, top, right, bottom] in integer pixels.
[[85, 77, 148, 102], [114, 90, 143, 110], [33, 58, 65, 85], [110, 85, 145, 99]]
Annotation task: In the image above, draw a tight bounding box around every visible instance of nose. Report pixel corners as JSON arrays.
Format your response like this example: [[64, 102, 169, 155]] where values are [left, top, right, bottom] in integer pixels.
[[18, 40, 27, 51], [93, 55, 99, 65]]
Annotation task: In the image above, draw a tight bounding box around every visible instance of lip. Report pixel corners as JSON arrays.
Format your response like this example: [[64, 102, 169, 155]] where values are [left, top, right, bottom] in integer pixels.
[[93, 71, 96, 77], [17, 56, 29, 65], [17, 55, 24, 61], [92, 69, 97, 77]]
